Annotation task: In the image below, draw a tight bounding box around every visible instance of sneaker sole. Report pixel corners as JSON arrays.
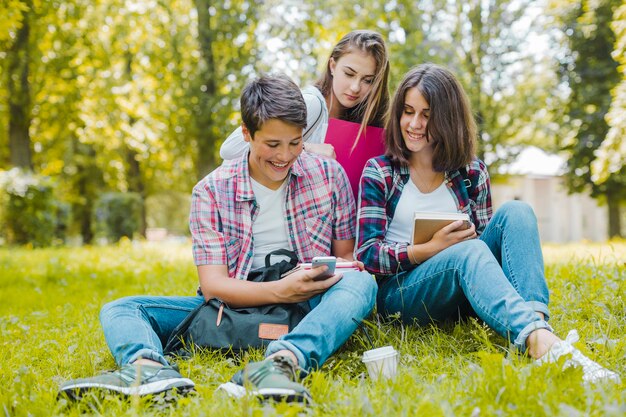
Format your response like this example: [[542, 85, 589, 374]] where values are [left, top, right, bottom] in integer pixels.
[[217, 382, 311, 404], [59, 377, 195, 400]]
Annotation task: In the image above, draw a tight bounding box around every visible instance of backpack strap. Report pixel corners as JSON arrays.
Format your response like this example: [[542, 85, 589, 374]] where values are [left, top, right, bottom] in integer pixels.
[[263, 249, 299, 268], [458, 166, 478, 201]]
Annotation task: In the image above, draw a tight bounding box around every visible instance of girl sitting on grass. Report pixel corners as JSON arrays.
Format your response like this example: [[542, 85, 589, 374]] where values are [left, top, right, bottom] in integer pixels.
[[355, 63, 620, 383]]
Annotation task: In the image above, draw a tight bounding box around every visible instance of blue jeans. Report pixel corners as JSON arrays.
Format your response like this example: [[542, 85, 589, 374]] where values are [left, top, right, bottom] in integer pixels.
[[377, 201, 551, 352], [266, 271, 377, 370], [100, 271, 376, 370]]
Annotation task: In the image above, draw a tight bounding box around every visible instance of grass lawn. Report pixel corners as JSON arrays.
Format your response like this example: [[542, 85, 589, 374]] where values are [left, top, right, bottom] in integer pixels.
[[1, 240, 625, 416]]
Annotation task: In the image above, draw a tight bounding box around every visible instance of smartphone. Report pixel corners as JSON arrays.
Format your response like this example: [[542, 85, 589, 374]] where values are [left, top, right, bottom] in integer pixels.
[[311, 256, 337, 281]]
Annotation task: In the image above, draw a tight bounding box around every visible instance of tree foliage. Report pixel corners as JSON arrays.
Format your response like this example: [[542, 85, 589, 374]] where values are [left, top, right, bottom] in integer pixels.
[[193, 0, 260, 178], [0, 0, 624, 244], [592, 3, 626, 183], [1, 0, 261, 243], [322, 0, 566, 172], [556, 0, 625, 237]]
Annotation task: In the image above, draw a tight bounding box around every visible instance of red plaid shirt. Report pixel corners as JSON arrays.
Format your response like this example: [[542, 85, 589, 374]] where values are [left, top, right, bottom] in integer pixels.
[[190, 151, 355, 280], [356, 155, 492, 276]]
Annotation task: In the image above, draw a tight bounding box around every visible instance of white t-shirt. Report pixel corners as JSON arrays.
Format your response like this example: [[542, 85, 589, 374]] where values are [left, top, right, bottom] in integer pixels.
[[385, 179, 457, 243], [219, 85, 329, 160], [250, 178, 290, 269]]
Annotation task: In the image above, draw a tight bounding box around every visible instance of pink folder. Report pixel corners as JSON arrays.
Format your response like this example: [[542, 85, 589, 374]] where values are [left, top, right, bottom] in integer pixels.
[[324, 118, 385, 199]]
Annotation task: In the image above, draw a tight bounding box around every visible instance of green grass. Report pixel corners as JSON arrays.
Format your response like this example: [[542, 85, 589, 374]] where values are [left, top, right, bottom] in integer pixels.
[[1, 240, 625, 416]]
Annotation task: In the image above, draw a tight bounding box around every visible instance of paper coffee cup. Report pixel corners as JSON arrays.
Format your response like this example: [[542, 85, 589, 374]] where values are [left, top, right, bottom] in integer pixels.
[[362, 346, 399, 381]]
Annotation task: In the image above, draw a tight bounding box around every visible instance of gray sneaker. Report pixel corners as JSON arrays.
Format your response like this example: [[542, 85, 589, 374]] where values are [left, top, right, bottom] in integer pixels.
[[58, 363, 195, 400], [537, 330, 621, 384], [217, 356, 312, 404]]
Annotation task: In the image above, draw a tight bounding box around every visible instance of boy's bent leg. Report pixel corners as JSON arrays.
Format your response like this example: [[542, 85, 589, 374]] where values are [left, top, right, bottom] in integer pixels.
[[266, 271, 377, 371], [60, 295, 203, 400], [217, 272, 376, 403], [100, 295, 204, 366], [59, 363, 196, 400]]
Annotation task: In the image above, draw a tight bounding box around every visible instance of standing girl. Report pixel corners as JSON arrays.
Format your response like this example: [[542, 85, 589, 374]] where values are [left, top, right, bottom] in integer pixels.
[[356, 63, 619, 383], [220, 30, 390, 196]]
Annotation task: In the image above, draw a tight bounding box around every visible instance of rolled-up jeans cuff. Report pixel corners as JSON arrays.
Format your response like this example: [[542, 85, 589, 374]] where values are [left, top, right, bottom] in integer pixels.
[[266, 340, 308, 373], [526, 301, 550, 321], [128, 349, 169, 366], [514, 320, 553, 353]]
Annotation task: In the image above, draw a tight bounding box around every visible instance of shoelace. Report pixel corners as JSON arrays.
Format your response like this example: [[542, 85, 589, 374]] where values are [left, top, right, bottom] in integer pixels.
[[561, 329, 621, 382], [564, 329, 580, 344], [271, 356, 298, 381]]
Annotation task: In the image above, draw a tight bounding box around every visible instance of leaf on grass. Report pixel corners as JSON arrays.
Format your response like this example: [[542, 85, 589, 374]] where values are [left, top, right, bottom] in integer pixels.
[[588, 336, 619, 348]]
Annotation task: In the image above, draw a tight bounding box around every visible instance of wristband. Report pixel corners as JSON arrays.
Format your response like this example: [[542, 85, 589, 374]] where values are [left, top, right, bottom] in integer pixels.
[[407, 245, 417, 264]]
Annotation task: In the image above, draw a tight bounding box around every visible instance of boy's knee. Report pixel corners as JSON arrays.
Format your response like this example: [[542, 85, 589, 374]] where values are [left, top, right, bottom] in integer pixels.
[[342, 271, 378, 308], [99, 296, 136, 321]]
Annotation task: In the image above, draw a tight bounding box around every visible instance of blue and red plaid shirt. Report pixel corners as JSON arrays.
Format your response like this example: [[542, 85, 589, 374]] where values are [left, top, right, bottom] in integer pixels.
[[190, 151, 355, 280], [355, 155, 492, 276]]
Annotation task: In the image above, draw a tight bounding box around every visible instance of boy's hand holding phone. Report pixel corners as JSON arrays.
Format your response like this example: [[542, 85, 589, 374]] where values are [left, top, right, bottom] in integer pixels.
[[297, 256, 362, 281], [310, 256, 337, 281]]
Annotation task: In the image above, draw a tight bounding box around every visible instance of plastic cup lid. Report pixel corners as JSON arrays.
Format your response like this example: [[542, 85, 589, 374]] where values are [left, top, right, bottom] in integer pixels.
[[362, 345, 398, 362]]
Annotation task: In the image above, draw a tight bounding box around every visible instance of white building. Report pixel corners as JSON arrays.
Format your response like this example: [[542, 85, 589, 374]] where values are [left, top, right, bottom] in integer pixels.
[[491, 147, 608, 243]]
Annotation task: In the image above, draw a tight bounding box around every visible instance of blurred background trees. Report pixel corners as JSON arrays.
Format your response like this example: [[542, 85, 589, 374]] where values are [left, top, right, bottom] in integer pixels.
[[0, 0, 624, 245], [554, 0, 625, 238]]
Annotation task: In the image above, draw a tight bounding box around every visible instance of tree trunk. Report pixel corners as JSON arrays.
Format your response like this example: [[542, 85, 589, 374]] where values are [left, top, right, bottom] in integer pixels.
[[194, 0, 218, 180], [126, 147, 147, 237], [606, 191, 622, 238], [73, 140, 103, 245], [77, 167, 94, 245], [123, 52, 147, 237], [7, 6, 32, 170]]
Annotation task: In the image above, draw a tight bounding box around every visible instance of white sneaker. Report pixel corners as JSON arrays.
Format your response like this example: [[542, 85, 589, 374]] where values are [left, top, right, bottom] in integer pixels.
[[537, 330, 621, 384]]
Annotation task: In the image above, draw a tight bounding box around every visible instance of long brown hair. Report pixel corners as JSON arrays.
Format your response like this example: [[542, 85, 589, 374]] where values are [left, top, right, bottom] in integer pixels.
[[385, 63, 476, 171], [315, 30, 390, 150]]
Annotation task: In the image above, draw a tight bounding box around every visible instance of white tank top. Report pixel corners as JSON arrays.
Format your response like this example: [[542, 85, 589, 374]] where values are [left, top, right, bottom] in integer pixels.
[[250, 178, 290, 269], [385, 179, 457, 243]]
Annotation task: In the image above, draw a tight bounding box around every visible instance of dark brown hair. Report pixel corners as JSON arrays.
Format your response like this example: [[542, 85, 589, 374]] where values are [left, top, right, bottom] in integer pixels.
[[241, 73, 307, 138], [385, 63, 477, 171], [315, 30, 390, 149]]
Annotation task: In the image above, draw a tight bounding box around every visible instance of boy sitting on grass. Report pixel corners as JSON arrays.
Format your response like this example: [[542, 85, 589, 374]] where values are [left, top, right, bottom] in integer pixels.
[[59, 73, 376, 404]]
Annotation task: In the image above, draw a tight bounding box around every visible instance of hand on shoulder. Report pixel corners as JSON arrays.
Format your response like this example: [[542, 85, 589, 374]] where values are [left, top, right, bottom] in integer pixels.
[[304, 142, 336, 159]]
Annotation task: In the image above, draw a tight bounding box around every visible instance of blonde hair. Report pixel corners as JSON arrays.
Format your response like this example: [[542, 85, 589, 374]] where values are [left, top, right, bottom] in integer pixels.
[[315, 30, 390, 151]]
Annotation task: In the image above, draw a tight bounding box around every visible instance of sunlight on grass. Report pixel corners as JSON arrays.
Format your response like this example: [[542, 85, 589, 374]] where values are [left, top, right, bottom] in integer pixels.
[[1, 241, 624, 416], [543, 240, 626, 264]]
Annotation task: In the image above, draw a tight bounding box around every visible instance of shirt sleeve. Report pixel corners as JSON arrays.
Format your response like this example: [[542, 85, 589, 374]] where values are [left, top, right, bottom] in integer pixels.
[[331, 163, 356, 240], [472, 162, 493, 236], [219, 126, 248, 160], [189, 182, 228, 266], [355, 159, 413, 275], [301, 86, 326, 145]]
